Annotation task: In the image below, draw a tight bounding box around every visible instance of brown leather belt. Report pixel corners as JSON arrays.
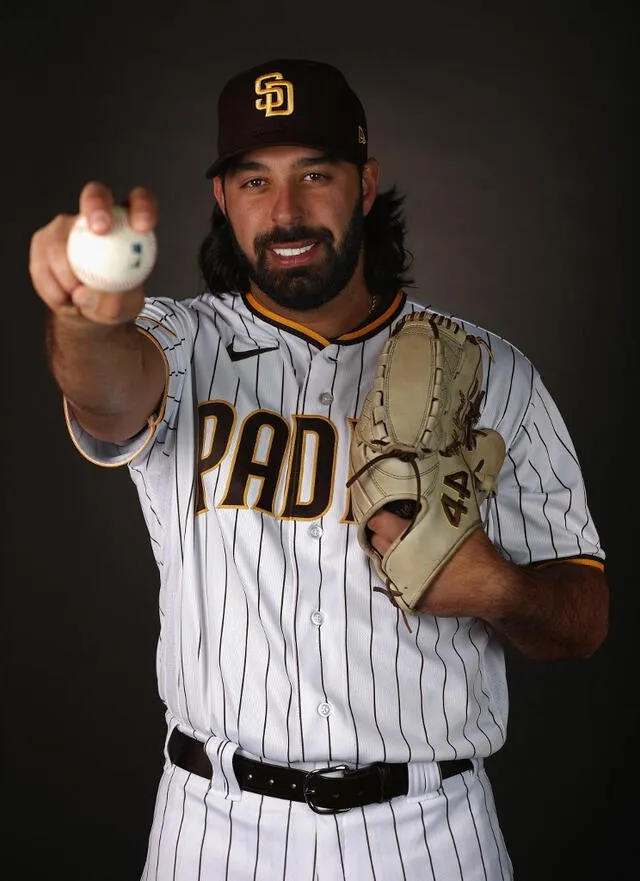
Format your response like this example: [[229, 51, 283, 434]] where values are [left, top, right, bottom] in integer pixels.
[[168, 728, 472, 814]]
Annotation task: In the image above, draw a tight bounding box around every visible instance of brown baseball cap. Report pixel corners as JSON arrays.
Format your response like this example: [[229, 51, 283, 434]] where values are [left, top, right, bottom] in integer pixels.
[[205, 58, 368, 178]]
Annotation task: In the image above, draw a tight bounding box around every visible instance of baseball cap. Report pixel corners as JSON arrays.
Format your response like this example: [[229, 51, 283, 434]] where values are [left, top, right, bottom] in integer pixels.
[[205, 58, 368, 178]]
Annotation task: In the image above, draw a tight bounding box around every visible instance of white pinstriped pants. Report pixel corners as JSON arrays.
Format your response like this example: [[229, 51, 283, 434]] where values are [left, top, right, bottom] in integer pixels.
[[140, 752, 513, 881]]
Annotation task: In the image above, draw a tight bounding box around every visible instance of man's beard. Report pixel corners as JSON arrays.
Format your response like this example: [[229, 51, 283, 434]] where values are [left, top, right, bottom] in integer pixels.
[[229, 201, 365, 311]]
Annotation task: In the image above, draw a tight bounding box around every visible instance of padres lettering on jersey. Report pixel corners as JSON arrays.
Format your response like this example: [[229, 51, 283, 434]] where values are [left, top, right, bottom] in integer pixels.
[[64, 290, 605, 768], [196, 405, 344, 521]]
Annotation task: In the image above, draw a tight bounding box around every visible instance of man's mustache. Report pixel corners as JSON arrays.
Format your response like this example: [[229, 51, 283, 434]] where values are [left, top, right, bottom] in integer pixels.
[[254, 226, 335, 250]]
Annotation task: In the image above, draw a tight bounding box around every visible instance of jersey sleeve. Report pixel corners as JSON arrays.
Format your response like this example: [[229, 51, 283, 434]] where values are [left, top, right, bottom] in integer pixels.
[[488, 370, 605, 568], [63, 296, 198, 467]]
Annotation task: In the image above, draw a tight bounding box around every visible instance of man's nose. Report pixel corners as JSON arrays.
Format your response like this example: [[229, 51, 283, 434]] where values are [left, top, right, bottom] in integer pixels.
[[270, 182, 304, 227]]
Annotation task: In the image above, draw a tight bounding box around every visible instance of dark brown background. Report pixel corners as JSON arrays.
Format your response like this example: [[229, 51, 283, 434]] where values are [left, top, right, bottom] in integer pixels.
[[1, 1, 632, 878]]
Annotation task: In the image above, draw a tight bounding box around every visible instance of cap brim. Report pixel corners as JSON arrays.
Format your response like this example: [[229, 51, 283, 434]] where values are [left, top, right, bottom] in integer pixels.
[[204, 131, 362, 178]]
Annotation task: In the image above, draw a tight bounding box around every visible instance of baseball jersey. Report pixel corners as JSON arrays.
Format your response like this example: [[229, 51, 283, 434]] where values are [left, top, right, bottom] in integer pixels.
[[64, 289, 605, 771]]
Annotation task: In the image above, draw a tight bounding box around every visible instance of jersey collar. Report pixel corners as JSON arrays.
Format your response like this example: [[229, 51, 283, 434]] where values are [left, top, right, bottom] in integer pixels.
[[242, 290, 406, 348]]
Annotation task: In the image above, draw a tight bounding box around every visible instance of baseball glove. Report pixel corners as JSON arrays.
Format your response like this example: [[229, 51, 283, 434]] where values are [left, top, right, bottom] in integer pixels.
[[347, 311, 506, 624]]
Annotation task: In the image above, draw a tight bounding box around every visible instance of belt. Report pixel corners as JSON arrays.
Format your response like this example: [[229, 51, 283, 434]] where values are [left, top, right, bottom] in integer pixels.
[[168, 728, 472, 814]]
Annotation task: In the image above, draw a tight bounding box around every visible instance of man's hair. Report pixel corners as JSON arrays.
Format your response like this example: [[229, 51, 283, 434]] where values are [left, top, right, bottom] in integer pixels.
[[197, 186, 415, 298]]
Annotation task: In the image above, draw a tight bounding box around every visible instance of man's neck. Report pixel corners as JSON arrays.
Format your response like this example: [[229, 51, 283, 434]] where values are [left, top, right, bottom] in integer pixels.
[[249, 280, 375, 341]]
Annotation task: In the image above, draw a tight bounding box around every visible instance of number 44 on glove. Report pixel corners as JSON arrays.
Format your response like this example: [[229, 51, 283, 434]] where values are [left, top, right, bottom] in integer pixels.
[[347, 312, 506, 623]]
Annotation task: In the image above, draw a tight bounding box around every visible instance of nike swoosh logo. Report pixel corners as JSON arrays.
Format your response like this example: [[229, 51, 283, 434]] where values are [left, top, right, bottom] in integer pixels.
[[226, 342, 279, 362]]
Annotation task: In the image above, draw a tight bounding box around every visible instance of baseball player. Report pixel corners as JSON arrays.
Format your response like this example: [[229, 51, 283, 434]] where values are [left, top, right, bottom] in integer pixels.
[[29, 58, 608, 880]]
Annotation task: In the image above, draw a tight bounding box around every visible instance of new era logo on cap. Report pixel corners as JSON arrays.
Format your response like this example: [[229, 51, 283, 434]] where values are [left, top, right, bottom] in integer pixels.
[[205, 58, 368, 178]]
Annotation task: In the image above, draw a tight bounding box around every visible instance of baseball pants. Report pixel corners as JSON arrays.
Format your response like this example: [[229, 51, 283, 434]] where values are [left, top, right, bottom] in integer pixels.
[[140, 752, 513, 880]]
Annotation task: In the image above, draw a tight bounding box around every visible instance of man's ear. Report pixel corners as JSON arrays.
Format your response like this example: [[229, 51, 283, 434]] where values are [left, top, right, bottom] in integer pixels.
[[213, 177, 226, 215], [361, 158, 380, 216]]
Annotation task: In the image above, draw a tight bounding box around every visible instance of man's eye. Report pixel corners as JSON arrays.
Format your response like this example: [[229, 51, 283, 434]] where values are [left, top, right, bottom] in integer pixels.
[[242, 178, 266, 189], [305, 172, 328, 182]]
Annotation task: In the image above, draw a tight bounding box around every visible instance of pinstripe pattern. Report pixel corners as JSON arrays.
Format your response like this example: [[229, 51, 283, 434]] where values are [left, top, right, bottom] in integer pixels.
[[140, 758, 512, 880], [65, 289, 603, 879]]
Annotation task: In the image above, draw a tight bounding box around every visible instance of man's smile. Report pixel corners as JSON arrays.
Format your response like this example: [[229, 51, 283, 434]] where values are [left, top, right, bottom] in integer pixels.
[[268, 241, 322, 267]]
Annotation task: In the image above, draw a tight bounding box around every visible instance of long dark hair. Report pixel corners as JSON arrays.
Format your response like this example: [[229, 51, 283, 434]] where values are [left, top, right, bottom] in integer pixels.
[[197, 185, 415, 298]]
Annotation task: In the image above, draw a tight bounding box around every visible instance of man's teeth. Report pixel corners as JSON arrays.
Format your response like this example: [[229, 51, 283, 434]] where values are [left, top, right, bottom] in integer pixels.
[[273, 244, 314, 257]]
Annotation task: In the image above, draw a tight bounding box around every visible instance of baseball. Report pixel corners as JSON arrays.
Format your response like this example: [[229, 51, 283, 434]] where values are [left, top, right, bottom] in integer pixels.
[[66, 205, 157, 292]]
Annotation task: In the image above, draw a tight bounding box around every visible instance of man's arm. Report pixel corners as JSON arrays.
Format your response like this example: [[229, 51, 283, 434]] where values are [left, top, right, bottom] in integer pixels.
[[30, 182, 165, 443], [368, 514, 609, 660], [421, 529, 608, 660], [46, 313, 165, 442], [488, 554, 609, 660]]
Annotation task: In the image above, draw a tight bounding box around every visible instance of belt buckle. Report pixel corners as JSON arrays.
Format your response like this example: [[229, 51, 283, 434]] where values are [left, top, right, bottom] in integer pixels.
[[302, 764, 351, 814]]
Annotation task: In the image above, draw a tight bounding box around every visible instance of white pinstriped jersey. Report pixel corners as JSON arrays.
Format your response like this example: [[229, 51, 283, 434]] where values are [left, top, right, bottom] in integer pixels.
[[66, 290, 604, 769]]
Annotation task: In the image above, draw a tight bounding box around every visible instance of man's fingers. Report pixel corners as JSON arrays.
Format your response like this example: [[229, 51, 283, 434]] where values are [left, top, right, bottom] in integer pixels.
[[78, 181, 115, 234], [367, 509, 411, 554], [45, 219, 85, 290], [78, 182, 157, 234], [28, 217, 78, 309], [368, 510, 410, 538], [123, 186, 158, 232], [29, 261, 73, 312]]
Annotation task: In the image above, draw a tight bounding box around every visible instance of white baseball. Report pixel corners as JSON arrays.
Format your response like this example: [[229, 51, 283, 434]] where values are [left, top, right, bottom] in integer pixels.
[[66, 205, 157, 293]]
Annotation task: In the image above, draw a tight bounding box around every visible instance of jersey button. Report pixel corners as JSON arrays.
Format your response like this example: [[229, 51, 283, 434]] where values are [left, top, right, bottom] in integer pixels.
[[317, 702, 332, 717], [310, 610, 325, 626], [308, 523, 323, 539], [319, 391, 334, 406]]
